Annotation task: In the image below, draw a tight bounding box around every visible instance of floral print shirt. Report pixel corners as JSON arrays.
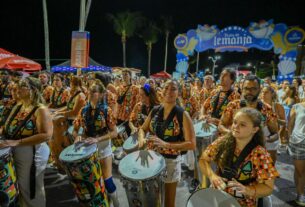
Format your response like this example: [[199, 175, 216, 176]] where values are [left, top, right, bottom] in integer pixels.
[[50, 88, 70, 109], [117, 85, 139, 121], [204, 136, 279, 207], [42, 85, 54, 103], [74, 103, 116, 137], [129, 102, 151, 127], [221, 100, 277, 127], [203, 88, 240, 119]]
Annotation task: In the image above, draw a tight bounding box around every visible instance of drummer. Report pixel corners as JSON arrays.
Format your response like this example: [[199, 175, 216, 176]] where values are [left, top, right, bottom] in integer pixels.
[[73, 82, 120, 207], [199, 107, 279, 207], [0, 77, 52, 207], [55, 76, 86, 121], [117, 69, 139, 136], [138, 79, 196, 207], [129, 83, 160, 134], [48, 74, 70, 109], [0, 82, 21, 126], [38, 72, 54, 104], [201, 68, 240, 126], [219, 75, 279, 162], [180, 80, 200, 120]]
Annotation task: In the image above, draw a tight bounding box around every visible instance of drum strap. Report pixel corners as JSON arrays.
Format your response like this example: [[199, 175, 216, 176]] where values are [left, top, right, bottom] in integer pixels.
[[211, 89, 233, 119], [4, 105, 39, 140]]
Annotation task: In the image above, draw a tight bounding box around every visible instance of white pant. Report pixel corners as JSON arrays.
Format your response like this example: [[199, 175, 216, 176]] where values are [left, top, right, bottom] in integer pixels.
[[13, 144, 49, 207]]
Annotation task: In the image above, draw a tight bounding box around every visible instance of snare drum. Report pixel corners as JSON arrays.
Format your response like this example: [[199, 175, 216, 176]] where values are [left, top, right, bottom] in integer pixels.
[[186, 188, 241, 207], [0, 147, 19, 206], [51, 115, 73, 172], [123, 133, 139, 154], [59, 143, 109, 207], [119, 150, 165, 207], [194, 121, 218, 154]]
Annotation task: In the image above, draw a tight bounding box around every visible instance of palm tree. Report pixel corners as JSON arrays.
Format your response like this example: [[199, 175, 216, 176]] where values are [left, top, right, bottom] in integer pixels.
[[160, 15, 174, 72], [42, 0, 50, 71], [106, 11, 144, 67], [139, 21, 160, 76]]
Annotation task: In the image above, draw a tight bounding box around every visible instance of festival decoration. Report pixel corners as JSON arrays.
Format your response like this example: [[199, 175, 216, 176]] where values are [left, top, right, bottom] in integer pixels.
[[174, 19, 305, 82]]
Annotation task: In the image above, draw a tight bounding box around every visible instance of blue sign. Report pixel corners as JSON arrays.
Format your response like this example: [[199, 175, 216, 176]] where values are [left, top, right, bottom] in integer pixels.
[[174, 19, 305, 82]]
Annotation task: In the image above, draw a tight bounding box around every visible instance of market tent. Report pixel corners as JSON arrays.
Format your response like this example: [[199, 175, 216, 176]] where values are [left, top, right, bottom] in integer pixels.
[[51, 57, 112, 73], [0, 48, 41, 72], [150, 71, 172, 79]]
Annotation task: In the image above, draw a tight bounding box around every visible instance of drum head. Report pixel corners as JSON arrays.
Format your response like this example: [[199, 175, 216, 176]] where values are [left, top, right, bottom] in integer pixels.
[[194, 121, 217, 138], [59, 143, 97, 163], [119, 150, 165, 181], [186, 188, 241, 207], [0, 147, 10, 157], [123, 134, 138, 151]]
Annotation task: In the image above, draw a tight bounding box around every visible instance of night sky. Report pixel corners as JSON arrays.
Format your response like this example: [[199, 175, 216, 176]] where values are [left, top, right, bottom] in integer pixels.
[[1, 0, 305, 76]]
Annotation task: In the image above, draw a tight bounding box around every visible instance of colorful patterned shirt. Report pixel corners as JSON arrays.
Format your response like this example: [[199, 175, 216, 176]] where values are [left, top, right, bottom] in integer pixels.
[[221, 100, 277, 127], [129, 102, 152, 127], [148, 108, 182, 157], [50, 88, 70, 109], [42, 85, 54, 103], [204, 136, 279, 207], [203, 88, 240, 119], [74, 103, 116, 137]]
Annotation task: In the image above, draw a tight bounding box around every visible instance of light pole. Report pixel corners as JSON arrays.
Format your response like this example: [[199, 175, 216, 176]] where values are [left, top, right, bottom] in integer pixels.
[[208, 55, 221, 76]]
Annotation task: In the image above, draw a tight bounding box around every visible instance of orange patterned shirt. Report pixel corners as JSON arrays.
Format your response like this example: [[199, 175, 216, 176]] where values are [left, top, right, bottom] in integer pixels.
[[181, 96, 200, 118], [203, 88, 240, 118], [204, 136, 279, 207], [221, 100, 277, 127], [74, 104, 116, 136], [42, 85, 54, 103], [117, 85, 139, 121]]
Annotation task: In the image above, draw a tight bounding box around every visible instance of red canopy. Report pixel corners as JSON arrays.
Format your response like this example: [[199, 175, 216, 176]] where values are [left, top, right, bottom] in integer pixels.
[[150, 71, 172, 79], [0, 48, 41, 72]]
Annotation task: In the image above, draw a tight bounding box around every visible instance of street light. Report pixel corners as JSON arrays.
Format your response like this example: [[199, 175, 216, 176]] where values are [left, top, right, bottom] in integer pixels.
[[247, 62, 252, 67], [208, 55, 221, 76]]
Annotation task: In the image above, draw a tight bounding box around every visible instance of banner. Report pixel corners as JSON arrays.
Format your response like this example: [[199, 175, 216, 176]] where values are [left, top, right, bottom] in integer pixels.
[[71, 31, 90, 68], [174, 19, 305, 81]]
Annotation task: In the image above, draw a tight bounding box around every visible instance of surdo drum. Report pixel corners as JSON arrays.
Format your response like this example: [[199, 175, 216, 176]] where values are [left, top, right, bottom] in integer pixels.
[[59, 143, 109, 207], [119, 150, 165, 207]]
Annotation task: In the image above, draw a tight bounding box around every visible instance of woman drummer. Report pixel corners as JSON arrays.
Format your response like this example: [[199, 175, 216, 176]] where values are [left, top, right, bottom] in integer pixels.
[[138, 79, 196, 207], [0, 77, 53, 207], [73, 82, 120, 207], [55, 76, 86, 121], [199, 108, 279, 207], [49, 74, 70, 109], [129, 83, 160, 134]]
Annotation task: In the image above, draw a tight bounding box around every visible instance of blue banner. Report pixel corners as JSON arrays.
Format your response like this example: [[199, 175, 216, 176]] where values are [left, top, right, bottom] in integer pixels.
[[174, 19, 305, 81]]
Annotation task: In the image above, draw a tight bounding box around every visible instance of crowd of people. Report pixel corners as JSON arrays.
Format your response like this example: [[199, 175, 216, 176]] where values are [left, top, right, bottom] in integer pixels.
[[0, 68, 305, 207]]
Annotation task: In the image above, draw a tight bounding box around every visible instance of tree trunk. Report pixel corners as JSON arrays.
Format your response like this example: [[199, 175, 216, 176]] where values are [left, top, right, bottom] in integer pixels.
[[147, 42, 152, 76], [84, 0, 92, 28], [196, 51, 200, 73], [42, 0, 50, 71], [164, 31, 169, 72], [122, 32, 126, 67]]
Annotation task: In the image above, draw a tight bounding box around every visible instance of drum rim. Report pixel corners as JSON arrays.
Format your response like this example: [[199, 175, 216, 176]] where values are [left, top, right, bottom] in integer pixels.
[[186, 188, 241, 207], [119, 150, 166, 181], [0, 147, 11, 157], [59, 143, 98, 163]]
